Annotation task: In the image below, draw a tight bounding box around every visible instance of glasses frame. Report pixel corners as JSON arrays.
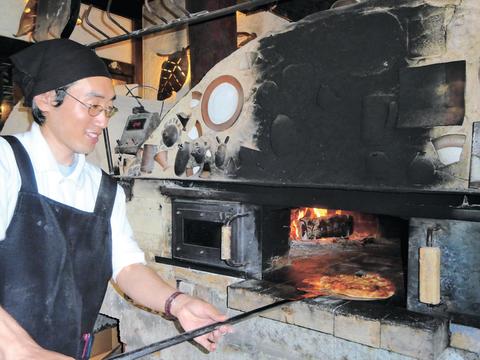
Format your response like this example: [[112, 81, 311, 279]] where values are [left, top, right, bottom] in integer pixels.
[[63, 90, 118, 118]]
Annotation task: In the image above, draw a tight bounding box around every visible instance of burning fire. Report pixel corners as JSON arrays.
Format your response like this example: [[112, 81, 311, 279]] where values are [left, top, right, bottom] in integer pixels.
[[290, 207, 378, 241], [290, 208, 343, 239]]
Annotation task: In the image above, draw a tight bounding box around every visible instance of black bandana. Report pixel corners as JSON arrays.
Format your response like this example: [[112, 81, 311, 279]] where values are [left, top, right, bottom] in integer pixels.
[[10, 39, 111, 106]]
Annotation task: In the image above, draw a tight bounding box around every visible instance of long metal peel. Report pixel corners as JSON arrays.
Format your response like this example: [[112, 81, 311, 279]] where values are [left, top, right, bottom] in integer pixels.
[[104, 297, 297, 360]]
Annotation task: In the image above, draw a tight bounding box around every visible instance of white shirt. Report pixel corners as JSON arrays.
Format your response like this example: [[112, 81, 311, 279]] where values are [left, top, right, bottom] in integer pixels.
[[0, 123, 145, 280]]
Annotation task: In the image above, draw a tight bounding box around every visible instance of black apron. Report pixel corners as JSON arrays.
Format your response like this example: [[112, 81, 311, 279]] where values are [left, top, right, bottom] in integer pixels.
[[0, 135, 115, 359]]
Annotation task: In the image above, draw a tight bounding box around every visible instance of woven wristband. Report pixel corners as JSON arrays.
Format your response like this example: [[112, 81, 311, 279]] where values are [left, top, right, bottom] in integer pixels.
[[164, 291, 184, 320]]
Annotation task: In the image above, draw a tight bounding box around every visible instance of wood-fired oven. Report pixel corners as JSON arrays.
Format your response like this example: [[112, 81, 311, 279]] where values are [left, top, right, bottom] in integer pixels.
[[97, 0, 480, 358]]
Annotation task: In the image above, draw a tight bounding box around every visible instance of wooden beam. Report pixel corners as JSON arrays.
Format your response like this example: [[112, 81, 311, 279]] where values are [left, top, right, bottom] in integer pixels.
[[186, 0, 237, 87]]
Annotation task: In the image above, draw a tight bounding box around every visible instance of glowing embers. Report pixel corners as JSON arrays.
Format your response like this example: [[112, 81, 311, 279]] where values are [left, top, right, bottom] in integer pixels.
[[290, 207, 379, 242]]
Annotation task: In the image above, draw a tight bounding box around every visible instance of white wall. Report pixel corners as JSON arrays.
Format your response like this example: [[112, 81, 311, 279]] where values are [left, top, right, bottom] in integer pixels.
[[0, 0, 27, 41]]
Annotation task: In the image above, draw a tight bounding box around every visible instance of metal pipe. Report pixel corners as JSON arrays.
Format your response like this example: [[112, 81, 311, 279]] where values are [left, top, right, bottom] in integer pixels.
[[87, 0, 278, 48]]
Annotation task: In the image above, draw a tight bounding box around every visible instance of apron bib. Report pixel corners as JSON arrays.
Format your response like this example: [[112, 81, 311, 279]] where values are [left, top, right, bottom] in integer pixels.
[[0, 135, 116, 358]]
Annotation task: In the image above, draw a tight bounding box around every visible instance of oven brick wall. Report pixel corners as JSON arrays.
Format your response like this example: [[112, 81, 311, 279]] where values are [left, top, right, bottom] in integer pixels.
[[125, 179, 172, 259]]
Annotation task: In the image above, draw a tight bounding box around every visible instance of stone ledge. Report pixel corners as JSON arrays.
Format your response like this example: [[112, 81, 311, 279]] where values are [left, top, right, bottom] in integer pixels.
[[381, 308, 449, 359], [228, 279, 346, 335], [228, 279, 449, 360], [334, 301, 391, 348], [450, 323, 480, 354]]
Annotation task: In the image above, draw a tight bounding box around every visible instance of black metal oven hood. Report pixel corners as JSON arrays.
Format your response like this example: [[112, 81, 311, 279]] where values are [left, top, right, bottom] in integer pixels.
[[158, 179, 480, 223]]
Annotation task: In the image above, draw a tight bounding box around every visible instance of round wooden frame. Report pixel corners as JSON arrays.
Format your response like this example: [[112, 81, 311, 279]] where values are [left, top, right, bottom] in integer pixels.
[[201, 75, 244, 132]]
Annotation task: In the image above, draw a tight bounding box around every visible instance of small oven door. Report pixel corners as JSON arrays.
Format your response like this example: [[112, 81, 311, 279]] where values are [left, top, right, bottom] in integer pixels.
[[172, 199, 260, 273]]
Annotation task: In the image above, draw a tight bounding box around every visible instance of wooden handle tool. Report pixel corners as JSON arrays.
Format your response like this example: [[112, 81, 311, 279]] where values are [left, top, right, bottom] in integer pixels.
[[221, 224, 232, 260], [419, 227, 441, 305]]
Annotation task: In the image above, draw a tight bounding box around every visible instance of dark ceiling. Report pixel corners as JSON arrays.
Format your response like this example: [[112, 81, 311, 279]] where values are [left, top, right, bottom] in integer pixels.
[[81, 0, 336, 22], [268, 0, 336, 21]]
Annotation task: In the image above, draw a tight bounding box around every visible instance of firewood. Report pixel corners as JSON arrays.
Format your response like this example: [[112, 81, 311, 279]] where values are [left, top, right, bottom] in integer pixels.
[[299, 215, 354, 239]]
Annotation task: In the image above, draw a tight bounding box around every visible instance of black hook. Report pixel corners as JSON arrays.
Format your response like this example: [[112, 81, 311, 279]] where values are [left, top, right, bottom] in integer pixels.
[[107, 0, 130, 34], [83, 5, 110, 39]]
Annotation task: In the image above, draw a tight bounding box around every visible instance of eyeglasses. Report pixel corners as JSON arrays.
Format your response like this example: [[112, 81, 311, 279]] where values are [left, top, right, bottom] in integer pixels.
[[64, 91, 118, 118]]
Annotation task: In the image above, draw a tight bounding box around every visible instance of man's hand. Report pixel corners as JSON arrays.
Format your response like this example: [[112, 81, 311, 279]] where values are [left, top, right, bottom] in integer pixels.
[[171, 295, 233, 352], [115, 264, 234, 352]]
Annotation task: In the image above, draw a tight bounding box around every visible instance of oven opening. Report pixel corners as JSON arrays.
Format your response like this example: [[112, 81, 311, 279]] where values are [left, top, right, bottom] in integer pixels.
[[265, 206, 409, 306], [184, 219, 222, 248]]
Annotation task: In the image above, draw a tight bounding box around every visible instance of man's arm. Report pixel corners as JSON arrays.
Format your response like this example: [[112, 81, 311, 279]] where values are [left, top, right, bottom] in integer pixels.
[[115, 263, 232, 352], [0, 307, 73, 360]]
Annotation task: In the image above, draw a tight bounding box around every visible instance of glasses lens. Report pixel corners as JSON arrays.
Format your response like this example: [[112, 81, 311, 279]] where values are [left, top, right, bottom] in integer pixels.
[[87, 104, 117, 118], [88, 105, 104, 117]]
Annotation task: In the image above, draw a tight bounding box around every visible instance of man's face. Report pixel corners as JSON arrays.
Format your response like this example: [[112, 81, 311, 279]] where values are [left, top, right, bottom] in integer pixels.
[[39, 76, 116, 164]]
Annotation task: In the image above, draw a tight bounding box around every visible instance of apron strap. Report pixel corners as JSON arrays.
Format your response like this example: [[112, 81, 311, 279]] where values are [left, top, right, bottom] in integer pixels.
[[2, 135, 38, 193], [93, 171, 117, 219]]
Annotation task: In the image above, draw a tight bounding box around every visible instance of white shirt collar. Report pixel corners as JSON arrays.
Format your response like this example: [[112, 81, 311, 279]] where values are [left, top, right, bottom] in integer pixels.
[[25, 123, 87, 186]]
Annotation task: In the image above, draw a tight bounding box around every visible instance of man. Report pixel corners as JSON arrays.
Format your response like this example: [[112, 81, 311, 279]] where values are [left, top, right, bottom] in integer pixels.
[[0, 39, 230, 359]]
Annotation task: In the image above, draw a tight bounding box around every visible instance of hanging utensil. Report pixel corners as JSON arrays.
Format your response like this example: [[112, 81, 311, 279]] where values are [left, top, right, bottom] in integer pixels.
[[221, 212, 248, 261], [419, 226, 441, 305]]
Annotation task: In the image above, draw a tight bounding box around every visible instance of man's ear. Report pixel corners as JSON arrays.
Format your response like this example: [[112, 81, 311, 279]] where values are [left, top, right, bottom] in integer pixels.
[[33, 91, 55, 112]]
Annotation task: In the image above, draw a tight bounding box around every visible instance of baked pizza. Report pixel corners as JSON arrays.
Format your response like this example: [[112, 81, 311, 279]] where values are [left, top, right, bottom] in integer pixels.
[[299, 272, 395, 299]]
